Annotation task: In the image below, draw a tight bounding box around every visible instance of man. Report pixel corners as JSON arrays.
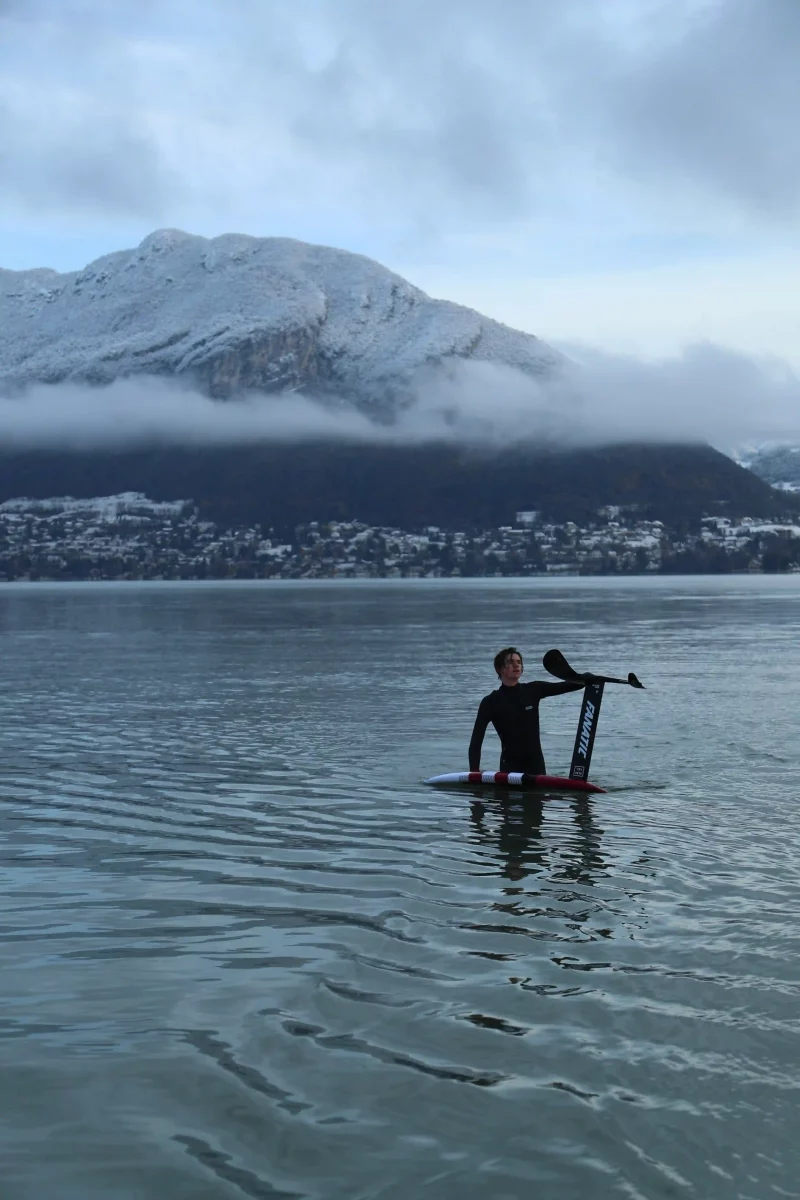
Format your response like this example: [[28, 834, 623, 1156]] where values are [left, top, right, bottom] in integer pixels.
[[468, 646, 586, 775]]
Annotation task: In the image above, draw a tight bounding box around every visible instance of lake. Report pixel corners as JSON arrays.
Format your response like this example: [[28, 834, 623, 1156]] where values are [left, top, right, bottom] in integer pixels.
[[1, 577, 799, 1199]]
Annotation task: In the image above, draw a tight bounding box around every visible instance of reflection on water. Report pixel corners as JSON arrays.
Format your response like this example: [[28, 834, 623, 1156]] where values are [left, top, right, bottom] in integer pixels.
[[468, 793, 608, 889], [2, 578, 800, 1199]]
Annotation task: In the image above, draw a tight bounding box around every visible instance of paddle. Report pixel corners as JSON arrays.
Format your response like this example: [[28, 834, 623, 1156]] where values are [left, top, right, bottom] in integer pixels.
[[543, 648, 645, 689]]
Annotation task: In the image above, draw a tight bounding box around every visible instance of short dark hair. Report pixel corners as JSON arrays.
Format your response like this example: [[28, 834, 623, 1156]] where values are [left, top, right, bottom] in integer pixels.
[[494, 646, 523, 675]]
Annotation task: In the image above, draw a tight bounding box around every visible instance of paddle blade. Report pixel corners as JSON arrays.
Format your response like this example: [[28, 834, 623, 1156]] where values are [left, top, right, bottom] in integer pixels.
[[627, 672, 645, 689], [543, 648, 579, 680]]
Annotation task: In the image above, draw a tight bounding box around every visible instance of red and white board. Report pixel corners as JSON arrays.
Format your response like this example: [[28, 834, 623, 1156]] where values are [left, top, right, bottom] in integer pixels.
[[424, 771, 605, 794]]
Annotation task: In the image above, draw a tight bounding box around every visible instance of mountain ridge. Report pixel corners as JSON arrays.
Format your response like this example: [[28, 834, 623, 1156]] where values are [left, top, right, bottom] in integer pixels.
[[0, 229, 791, 532], [0, 228, 561, 412]]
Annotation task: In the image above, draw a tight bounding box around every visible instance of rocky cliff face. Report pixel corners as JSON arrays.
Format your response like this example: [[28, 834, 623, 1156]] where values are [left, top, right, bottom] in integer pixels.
[[0, 229, 560, 413]]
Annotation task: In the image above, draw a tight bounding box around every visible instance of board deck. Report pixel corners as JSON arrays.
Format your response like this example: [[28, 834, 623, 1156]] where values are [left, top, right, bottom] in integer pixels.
[[424, 771, 606, 794]]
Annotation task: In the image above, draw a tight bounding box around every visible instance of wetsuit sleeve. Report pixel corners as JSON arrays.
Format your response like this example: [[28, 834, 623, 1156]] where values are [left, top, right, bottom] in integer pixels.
[[535, 680, 586, 697], [468, 698, 491, 770]]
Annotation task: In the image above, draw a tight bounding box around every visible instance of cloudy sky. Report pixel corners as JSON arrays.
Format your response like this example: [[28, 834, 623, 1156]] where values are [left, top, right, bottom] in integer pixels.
[[1, 0, 799, 366]]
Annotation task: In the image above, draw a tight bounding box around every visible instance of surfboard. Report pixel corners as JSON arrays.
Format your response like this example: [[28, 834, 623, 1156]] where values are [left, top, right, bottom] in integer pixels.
[[424, 771, 606, 794]]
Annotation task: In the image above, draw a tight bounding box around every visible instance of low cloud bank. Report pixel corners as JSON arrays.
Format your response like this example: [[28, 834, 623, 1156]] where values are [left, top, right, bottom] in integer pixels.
[[0, 381, 376, 449], [553, 343, 800, 453], [0, 342, 799, 453]]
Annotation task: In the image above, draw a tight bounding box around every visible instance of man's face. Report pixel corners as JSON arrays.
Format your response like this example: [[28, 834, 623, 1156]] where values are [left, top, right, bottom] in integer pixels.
[[499, 653, 523, 685]]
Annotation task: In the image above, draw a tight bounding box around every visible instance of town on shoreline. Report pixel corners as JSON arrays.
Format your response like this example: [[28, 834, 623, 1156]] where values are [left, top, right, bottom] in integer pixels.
[[1, 493, 800, 581]]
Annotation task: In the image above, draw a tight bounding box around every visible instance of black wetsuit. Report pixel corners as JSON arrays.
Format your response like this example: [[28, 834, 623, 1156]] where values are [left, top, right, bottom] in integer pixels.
[[468, 680, 585, 774]]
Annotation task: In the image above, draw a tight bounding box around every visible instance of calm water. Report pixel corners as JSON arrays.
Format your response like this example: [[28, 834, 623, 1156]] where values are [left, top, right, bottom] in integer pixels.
[[1, 577, 799, 1200]]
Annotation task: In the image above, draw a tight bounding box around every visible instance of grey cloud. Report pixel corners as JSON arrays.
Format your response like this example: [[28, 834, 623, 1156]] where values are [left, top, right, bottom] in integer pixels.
[[0, 0, 798, 226], [595, 0, 800, 217], [231, 0, 800, 221], [0, 0, 176, 218], [0, 106, 174, 218], [409, 344, 800, 449], [559, 342, 800, 449], [2, 343, 799, 451], [0, 379, 377, 449], [277, 0, 555, 218]]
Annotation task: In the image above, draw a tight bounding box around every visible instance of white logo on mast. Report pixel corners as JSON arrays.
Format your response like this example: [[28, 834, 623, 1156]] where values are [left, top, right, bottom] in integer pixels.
[[577, 700, 596, 758]]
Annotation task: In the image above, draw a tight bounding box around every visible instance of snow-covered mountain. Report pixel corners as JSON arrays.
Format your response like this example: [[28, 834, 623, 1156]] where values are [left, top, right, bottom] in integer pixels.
[[741, 444, 800, 492], [0, 229, 560, 412]]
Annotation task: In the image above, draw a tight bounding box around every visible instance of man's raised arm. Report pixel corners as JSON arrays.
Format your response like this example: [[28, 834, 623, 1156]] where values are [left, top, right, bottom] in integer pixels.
[[536, 680, 586, 698]]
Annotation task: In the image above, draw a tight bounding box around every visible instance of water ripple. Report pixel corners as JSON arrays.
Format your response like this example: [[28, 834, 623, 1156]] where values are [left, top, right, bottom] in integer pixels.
[[2, 578, 800, 1199]]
